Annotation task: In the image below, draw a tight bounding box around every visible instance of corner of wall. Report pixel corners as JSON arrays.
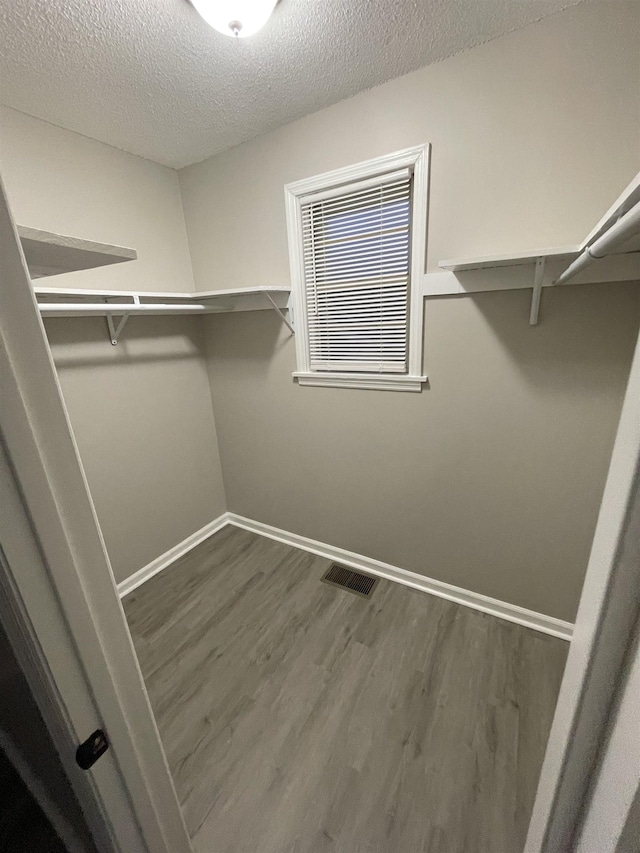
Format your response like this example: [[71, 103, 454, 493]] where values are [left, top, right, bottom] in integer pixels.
[[173, 165, 199, 295], [196, 315, 230, 517]]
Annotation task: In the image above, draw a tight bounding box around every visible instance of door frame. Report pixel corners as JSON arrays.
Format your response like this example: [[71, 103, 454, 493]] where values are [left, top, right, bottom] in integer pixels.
[[525, 324, 640, 851], [575, 608, 640, 852], [0, 457, 119, 853], [0, 175, 191, 853]]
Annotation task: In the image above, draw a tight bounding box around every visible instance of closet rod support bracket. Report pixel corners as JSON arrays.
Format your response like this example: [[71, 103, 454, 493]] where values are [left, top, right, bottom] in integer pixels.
[[529, 256, 546, 326], [264, 292, 295, 335], [106, 295, 139, 344]]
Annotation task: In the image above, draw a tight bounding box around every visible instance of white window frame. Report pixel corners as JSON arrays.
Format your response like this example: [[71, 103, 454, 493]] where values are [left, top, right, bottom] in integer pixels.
[[284, 144, 430, 392]]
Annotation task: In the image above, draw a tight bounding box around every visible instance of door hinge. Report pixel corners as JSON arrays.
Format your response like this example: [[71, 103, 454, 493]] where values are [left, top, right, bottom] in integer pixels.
[[76, 729, 109, 770]]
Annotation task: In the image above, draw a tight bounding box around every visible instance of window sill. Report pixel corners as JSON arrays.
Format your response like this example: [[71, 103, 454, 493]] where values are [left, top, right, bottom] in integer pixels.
[[292, 372, 428, 392]]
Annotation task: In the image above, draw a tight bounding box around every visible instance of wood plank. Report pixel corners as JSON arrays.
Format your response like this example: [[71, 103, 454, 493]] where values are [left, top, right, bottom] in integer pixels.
[[124, 526, 568, 853]]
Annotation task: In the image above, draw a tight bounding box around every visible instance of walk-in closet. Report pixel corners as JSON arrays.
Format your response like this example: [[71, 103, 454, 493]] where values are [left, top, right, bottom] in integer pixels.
[[1, 1, 639, 852]]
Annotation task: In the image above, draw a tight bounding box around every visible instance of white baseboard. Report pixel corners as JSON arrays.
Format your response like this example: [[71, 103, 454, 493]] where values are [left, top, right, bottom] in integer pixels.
[[226, 514, 573, 641], [117, 514, 229, 598], [0, 727, 87, 853], [119, 511, 573, 641]]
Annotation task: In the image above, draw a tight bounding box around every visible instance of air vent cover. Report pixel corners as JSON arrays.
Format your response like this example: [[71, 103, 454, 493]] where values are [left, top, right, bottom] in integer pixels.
[[321, 564, 379, 598]]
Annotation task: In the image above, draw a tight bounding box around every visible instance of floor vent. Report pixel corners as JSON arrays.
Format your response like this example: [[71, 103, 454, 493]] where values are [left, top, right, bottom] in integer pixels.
[[321, 564, 379, 598]]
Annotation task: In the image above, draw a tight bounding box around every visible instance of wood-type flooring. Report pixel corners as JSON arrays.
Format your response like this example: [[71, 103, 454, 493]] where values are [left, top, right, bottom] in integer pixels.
[[124, 525, 567, 853]]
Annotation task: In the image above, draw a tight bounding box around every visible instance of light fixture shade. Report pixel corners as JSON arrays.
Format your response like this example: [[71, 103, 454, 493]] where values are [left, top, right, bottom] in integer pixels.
[[190, 0, 278, 37]]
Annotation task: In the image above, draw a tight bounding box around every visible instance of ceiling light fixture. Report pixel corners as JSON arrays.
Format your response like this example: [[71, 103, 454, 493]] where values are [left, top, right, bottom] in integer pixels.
[[190, 0, 278, 37]]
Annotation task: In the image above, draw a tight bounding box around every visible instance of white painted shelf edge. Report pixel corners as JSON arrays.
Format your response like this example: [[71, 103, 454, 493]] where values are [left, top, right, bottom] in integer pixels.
[[438, 171, 640, 275], [18, 225, 137, 278], [34, 285, 291, 301], [35, 286, 294, 344], [28, 170, 640, 342], [438, 240, 638, 275], [439, 245, 580, 272], [435, 172, 640, 325]]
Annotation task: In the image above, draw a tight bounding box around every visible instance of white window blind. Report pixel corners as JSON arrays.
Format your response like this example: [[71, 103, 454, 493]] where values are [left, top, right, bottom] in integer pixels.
[[300, 170, 413, 374]]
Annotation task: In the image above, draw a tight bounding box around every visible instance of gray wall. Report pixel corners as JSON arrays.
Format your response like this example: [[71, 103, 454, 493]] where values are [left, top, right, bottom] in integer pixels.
[[179, 2, 640, 285], [204, 284, 638, 622], [0, 106, 195, 292], [45, 315, 226, 583], [179, 1, 640, 622], [2, 1, 639, 610], [0, 107, 227, 584]]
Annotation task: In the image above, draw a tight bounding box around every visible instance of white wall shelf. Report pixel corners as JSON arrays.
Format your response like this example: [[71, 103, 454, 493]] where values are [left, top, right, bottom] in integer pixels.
[[35, 286, 293, 344], [434, 172, 640, 325], [18, 226, 137, 278], [438, 246, 580, 273], [28, 172, 640, 342], [34, 285, 291, 306], [22, 217, 293, 345]]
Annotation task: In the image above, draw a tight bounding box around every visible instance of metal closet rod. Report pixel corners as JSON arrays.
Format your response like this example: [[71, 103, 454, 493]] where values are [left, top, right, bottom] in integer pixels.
[[555, 199, 640, 285]]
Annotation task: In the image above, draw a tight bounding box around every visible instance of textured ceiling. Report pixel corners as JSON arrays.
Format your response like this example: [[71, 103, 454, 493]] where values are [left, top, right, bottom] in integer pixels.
[[0, 0, 581, 169]]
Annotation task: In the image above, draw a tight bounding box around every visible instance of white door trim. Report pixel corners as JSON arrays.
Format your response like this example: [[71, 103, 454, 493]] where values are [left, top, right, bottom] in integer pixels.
[[0, 175, 191, 853], [0, 493, 117, 853], [525, 327, 640, 851], [575, 610, 640, 852]]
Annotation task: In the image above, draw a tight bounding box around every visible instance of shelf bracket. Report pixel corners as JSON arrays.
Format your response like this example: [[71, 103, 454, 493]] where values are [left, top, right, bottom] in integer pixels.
[[105, 295, 139, 345], [529, 256, 546, 326], [263, 292, 295, 335]]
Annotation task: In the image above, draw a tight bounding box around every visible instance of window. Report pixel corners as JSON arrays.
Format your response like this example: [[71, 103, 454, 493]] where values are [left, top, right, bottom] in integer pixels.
[[285, 145, 429, 391]]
